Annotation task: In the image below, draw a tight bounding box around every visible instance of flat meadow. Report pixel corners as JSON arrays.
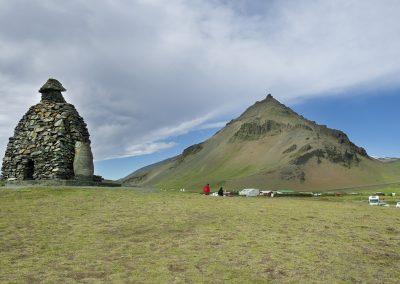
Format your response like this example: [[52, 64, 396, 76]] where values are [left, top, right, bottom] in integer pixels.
[[1, 186, 400, 283]]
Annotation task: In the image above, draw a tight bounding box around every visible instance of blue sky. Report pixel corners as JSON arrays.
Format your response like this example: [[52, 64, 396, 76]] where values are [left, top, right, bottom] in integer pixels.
[[96, 86, 400, 180], [1, 1, 400, 179], [292, 87, 400, 159]]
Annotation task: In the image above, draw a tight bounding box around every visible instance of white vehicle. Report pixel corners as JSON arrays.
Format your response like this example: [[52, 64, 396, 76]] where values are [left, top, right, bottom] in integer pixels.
[[396, 202, 400, 208], [369, 196, 380, 206], [239, 188, 260, 197]]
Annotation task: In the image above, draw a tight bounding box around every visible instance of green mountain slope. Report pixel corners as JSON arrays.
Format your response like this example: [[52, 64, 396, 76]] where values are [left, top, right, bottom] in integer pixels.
[[122, 95, 400, 191]]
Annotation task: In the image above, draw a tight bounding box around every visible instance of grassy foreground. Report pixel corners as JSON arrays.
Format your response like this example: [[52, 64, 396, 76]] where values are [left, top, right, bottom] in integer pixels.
[[1, 187, 400, 283]]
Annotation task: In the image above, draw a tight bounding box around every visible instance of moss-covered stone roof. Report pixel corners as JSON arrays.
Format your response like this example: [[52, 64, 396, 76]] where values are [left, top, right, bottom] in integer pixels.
[[39, 78, 66, 93]]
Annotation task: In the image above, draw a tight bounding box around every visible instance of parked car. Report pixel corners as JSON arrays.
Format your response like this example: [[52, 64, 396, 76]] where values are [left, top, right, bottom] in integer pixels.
[[260, 190, 273, 196], [369, 196, 380, 205]]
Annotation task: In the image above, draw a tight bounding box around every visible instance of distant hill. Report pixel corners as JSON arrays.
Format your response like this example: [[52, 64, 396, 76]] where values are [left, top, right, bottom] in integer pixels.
[[122, 95, 400, 191], [376, 157, 400, 163]]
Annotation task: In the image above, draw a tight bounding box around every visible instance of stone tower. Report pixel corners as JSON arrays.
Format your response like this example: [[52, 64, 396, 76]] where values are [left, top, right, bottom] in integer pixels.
[[1, 78, 94, 181]]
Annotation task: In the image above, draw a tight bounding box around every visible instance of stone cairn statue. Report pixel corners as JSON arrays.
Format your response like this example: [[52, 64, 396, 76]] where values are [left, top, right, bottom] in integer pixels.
[[1, 78, 95, 181]]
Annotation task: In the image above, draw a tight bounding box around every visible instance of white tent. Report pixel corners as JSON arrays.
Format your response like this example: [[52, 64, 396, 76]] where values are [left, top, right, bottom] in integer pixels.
[[239, 188, 260, 197]]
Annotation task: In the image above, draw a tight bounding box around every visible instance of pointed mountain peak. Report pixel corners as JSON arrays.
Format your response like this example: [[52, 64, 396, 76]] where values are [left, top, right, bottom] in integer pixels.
[[254, 93, 287, 108], [122, 92, 388, 190], [238, 93, 298, 122], [257, 93, 276, 102]]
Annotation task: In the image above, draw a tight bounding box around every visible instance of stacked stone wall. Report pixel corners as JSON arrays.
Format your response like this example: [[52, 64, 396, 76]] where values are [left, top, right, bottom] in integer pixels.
[[1, 101, 90, 180]]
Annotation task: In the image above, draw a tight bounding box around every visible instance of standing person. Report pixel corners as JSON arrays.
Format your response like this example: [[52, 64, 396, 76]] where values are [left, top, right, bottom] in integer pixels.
[[203, 184, 211, 195], [218, 187, 224, 196]]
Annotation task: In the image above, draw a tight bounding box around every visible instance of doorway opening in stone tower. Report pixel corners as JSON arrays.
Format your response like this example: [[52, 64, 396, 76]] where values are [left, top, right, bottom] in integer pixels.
[[24, 159, 35, 180]]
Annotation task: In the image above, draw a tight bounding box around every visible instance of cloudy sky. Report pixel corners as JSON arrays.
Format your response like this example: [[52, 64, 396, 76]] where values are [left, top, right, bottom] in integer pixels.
[[1, 0, 400, 179]]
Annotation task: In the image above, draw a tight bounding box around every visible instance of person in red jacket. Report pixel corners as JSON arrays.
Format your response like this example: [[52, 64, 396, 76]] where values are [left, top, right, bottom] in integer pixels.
[[203, 183, 211, 195]]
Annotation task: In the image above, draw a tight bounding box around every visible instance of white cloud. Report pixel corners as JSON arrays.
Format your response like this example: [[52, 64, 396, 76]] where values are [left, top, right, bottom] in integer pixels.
[[102, 141, 177, 161], [0, 0, 400, 160], [197, 121, 228, 130]]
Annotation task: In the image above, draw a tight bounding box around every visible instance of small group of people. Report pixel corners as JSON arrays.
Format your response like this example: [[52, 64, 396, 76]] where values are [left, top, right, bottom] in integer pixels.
[[203, 183, 224, 196]]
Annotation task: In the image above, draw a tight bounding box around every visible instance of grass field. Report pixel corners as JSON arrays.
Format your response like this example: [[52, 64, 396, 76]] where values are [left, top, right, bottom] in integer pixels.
[[1, 187, 400, 283]]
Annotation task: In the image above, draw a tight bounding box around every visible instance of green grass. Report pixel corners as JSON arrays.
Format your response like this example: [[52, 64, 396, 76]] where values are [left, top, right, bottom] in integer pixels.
[[1, 187, 400, 283]]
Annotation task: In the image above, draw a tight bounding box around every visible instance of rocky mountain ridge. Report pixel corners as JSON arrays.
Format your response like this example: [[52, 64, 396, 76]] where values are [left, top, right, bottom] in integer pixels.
[[122, 95, 399, 191]]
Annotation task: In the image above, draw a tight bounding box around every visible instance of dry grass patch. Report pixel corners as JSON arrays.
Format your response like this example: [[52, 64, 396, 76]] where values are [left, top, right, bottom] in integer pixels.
[[0, 187, 399, 282]]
